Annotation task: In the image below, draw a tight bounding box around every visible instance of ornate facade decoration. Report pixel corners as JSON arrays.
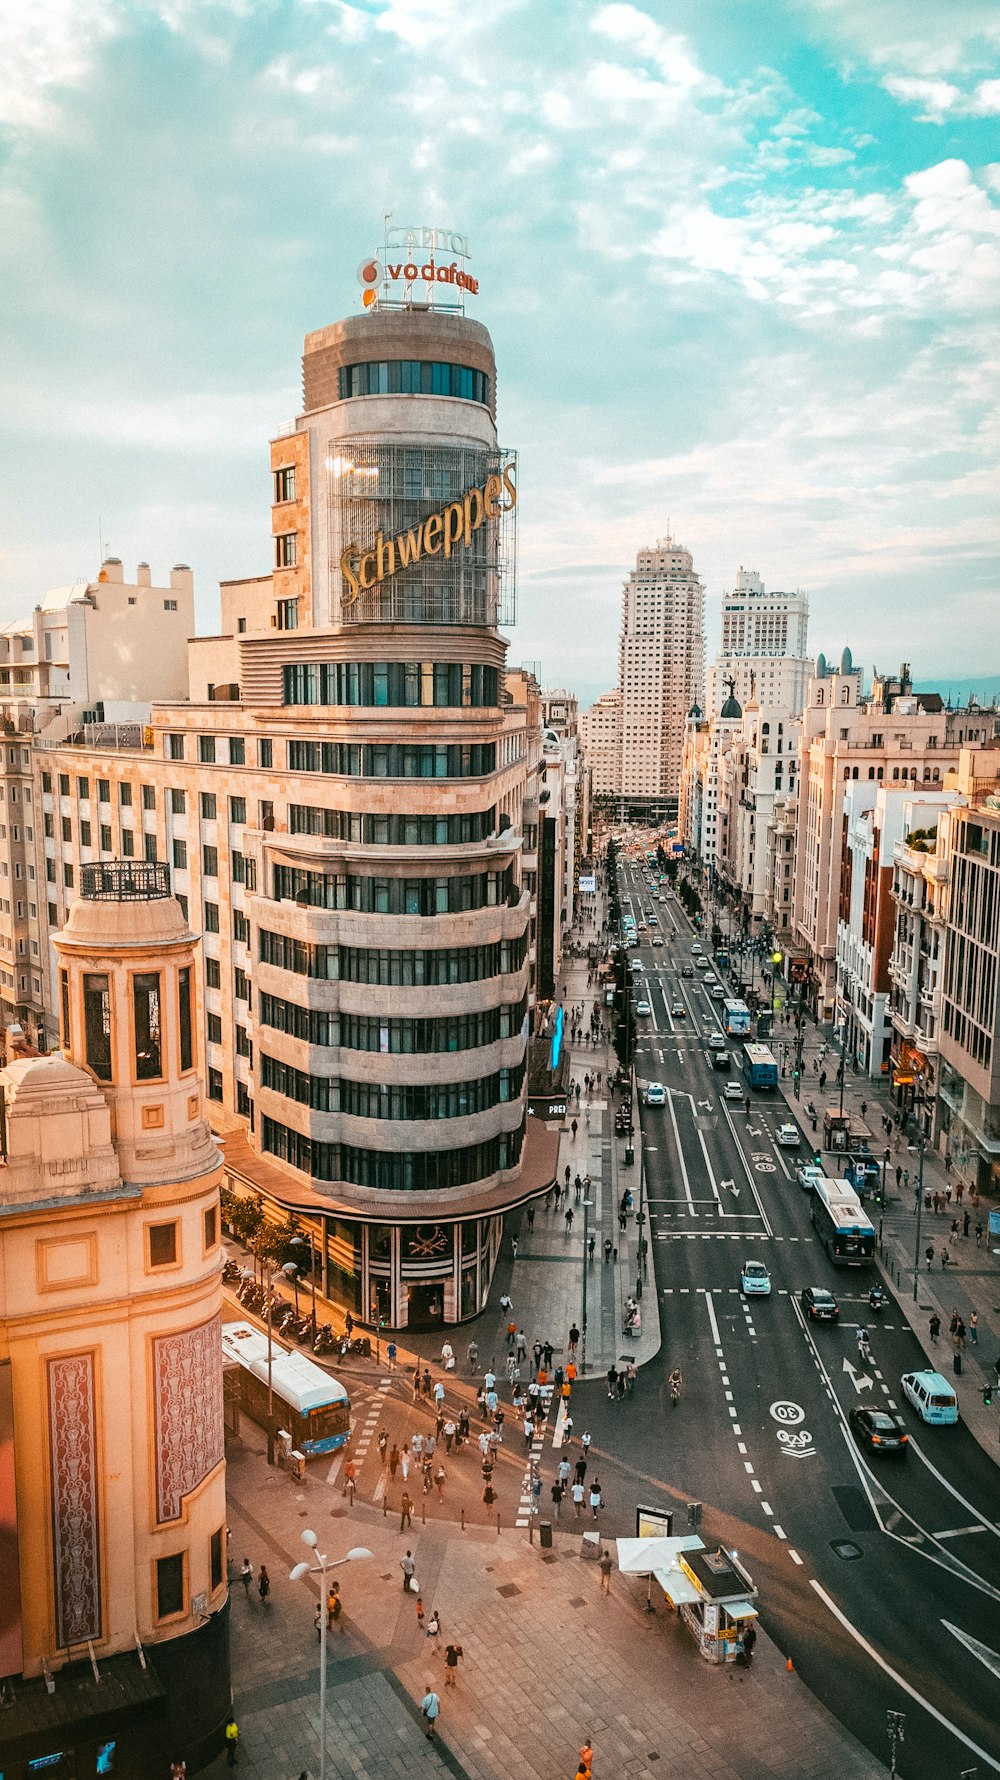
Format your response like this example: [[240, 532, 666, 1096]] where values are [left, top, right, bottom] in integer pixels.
[[47, 1353, 102, 1647], [152, 1316, 224, 1524]]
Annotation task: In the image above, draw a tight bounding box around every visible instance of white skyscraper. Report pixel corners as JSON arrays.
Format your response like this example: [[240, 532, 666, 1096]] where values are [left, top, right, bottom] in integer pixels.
[[707, 567, 811, 714], [618, 537, 705, 804]]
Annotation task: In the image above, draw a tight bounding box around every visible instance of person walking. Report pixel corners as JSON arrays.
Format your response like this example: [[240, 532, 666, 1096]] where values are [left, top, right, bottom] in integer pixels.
[[928, 1313, 940, 1343], [400, 1491, 413, 1532], [257, 1565, 270, 1607], [970, 1310, 978, 1345], [571, 1480, 585, 1518], [976, 1222, 984, 1248], [444, 1642, 464, 1687], [444, 1419, 456, 1452], [742, 1622, 757, 1666], [342, 1457, 357, 1502], [565, 1207, 574, 1233], [551, 1479, 564, 1519], [589, 1479, 604, 1520], [400, 1549, 415, 1592], [568, 1323, 580, 1356], [435, 1465, 446, 1500], [225, 1714, 239, 1766], [327, 1581, 344, 1634], [421, 1685, 441, 1739], [599, 1547, 613, 1594], [574, 1454, 587, 1486], [603, 1238, 613, 1265], [239, 1557, 253, 1599], [606, 1364, 618, 1400], [527, 1204, 535, 1231], [386, 1339, 397, 1371], [581, 1430, 592, 1462], [467, 1339, 479, 1371], [425, 1608, 441, 1654], [516, 1329, 527, 1361]]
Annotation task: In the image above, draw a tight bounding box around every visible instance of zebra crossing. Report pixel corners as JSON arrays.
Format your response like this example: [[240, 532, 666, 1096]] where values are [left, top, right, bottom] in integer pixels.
[[515, 1385, 554, 1528]]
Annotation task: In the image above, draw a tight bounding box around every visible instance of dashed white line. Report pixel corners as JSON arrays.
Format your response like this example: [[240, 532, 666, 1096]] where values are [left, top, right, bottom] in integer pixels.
[[790, 1551, 804, 1566]]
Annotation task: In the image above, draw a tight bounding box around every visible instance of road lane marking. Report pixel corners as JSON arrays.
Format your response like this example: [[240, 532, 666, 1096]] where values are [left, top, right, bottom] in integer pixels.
[[773, 1523, 786, 1539], [907, 1436, 1000, 1536], [812, 1583, 1000, 1775], [666, 1090, 696, 1216], [936, 1525, 987, 1539], [789, 1551, 803, 1565], [942, 1619, 1000, 1679]]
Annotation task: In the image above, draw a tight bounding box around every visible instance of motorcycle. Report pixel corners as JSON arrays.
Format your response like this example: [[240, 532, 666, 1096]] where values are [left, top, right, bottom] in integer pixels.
[[314, 1324, 335, 1355], [868, 1287, 886, 1314], [222, 1259, 242, 1285]]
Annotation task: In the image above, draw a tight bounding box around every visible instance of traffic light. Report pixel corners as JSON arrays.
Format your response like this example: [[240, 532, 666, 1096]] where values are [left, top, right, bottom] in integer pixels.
[[983, 1385, 994, 1407], [814, 1153, 822, 1168], [792, 1067, 800, 1082]]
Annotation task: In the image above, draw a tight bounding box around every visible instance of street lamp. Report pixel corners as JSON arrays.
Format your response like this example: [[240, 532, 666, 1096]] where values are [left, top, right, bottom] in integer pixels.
[[289, 1535, 373, 1780], [581, 1199, 594, 1374]]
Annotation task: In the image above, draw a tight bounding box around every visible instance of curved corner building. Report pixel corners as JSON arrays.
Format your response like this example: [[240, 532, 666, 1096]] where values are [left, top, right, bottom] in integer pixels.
[[231, 300, 536, 1328]]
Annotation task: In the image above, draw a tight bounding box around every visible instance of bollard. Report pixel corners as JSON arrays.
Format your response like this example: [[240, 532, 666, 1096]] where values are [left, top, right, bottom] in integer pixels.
[[497, 1513, 501, 1537], [383, 1496, 387, 1517], [422, 1497, 426, 1524], [529, 1522, 534, 1545], [461, 1507, 465, 1531]]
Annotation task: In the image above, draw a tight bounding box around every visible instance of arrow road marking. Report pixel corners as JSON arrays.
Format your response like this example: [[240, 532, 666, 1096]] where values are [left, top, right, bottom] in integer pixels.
[[721, 1178, 740, 1198], [942, 1619, 1000, 1679], [842, 1358, 873, 1393]]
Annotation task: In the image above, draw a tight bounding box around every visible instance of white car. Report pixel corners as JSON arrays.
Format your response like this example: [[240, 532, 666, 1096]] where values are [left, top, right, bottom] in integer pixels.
[[695, 956, 710, 970], [723, 1081, 743, 1102], [630, 959, 645, 974], [797, 1164, 824, 1192], [707, 1032, 726, 1050], [711, 985, 726, 1000], [646, 1082, 666, 1106], [636, 998, 652, 1016], [691, 942, 703, 954], [741, 1260, 772, 1297], [652, 936, 664, 947], [777, 1123, 801, 1148]]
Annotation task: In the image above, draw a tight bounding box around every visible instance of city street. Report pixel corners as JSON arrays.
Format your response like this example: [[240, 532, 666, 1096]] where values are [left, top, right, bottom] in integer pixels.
[[581, 856, 1000, 1778]]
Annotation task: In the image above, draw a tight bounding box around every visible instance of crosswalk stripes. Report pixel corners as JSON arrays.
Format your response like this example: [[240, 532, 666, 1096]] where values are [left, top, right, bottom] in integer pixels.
[[515, 1385, 554, 1527]]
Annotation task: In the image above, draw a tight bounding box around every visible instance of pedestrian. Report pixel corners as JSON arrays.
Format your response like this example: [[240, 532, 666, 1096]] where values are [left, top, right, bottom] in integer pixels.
[[976, 1222, 984, 1248], [342, 1457, 357, 1501], [257, 1565, 270, 1606], [742, 1622, 757, 1666], [225, 1714, 239, 1766], [957, 1319, 966, 1350], [524, 1415, 535, 1449], [400, 1491, 413, 1532], [426, 1608, 441, 1653], [575, 1454, 587, 1485], [551, 1479, 564, 1518], [606, 1364, 618, 1399], [412, 1363, 422, 1401], [327, 1582, 344, 1634], [421, 1685, 441, 1739], [587, 1234, 596, 1261], [950, 1218, 960, 1246], [926, 1245, 934, 1270], [942, 1250, 952, 1269], [956, 1179, 965, 1205], [433, 1380, 446, 1410], [896, 1166, 903, 1191], [422, 1367, 432, 1398], [604, 1237, 613, 1264], [387, 1339, 397, 1371], [569, 1322, 580, 1356], [444, 1419, 456, 1452], [170, 1764, 187, 1780], [599, 1546, 613, 1593], [401, 1549, 415, 1592], [458, 1408, 470, 1445], [517, 1328, 527, 1360], [565, 1207, 574, 1232], [412, 1432, 425, 1462], [932, 1191, 941, 1215], [239, 1557, 253, 1598], [949, 1308, 959, 1339], [581, 1430, 592, 1460], [467, 1339, 479, 1371], [378, 1429, 389, 1465], [435, 1465, 446, 1500], [589, 1479, 603, 1519], [571, 1481, 585, 1518], [527, 1204, 535, 1231], [928, 1313, 940, 1343], [543, 1340, 554, 1369], [579, 1737, 594, 1775], [571, 1118, 578, 1140], [532, 1340, 542, 1374], [415, 1594, 425, 1630], [970, 1311, 978, 1345], [444, 1641, 464, 1687], [558, 1456, 571, 1488]]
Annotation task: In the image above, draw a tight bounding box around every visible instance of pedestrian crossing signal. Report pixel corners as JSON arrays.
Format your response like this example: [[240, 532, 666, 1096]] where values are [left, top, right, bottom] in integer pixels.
[[983, 1385, 993, 1406], [687, 1501, 703, 1527]]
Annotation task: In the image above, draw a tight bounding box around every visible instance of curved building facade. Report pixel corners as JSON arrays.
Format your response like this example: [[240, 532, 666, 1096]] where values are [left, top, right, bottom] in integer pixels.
[[238, 303, 530, 1328]]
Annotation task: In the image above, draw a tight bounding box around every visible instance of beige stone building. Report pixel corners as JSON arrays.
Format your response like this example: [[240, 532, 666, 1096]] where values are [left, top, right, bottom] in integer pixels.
[[579, 688, 622, 799], [0, 863, 229, 1774], [30, 301, 556, 1330], [618, 538, 704, 812]]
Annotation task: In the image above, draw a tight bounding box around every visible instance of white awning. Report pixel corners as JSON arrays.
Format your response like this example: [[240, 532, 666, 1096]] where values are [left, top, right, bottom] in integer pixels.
[[725, 1599, 758, 1621], [653, 1566, 700, 1605], [616, 1535, 704, 1574]]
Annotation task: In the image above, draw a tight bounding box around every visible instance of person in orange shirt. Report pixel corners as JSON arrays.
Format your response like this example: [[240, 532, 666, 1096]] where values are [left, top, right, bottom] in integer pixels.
[[566, 1361, 577, 1383]]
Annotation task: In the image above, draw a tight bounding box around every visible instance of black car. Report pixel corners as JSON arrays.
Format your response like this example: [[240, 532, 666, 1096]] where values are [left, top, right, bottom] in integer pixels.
[[711, 1049, 730, 1071], [801, 1286, 839, 1321], [849, 1406, 908, 1457]]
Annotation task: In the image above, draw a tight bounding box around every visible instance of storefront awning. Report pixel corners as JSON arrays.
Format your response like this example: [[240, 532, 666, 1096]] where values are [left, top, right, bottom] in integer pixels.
[[653, 1566, 700, 1605], [725, 1599, 758, 1620]]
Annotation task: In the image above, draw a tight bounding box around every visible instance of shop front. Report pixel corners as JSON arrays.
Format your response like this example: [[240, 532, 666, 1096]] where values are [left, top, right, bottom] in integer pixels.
[[616, 1535, 759, 1666]]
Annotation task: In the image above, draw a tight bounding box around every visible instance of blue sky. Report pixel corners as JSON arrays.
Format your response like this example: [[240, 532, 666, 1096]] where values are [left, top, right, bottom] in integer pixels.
[[1, 0, 998, 701]]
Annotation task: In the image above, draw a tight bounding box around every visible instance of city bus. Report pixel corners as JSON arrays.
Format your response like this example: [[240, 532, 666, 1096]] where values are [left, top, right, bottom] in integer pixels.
[[741, 1044, 778, 1091], [723, 998, 751, 1039], [222, 1321, 352, 1456], [810, 1180, 876, 1266]]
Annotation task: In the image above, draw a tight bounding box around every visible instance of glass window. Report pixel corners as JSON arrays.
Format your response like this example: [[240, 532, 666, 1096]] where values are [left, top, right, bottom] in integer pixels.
[[229, 737, 245, 766], [203, 845, 218, 877], [119, 782, 132, 807], [84, 973, 112, 1079], [178, 966, 193, 1072], [148, 1221, 177, 1266], [173, 839, 187, 869], [204, 900, 220, 932], [210, 1525, 224, 1590], [60, 968, 71, 1049], [205, 956, 221, 988], [156, 1552, 184, 1616], [142, 785, 156, 811], [207, 1067, 223, 1101], [168, 734, 185, 761], [199, 736, 216, 764], [259, 738, 273, 768], [170, 789, 186, 814], [229, 796, 246, 824], [200, 792, 217, 820], [133, 973, 162, 1079]]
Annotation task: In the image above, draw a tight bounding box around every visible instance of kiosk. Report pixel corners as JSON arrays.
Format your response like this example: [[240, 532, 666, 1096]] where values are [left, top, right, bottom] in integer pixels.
[[616, 1535, 759, 1665]]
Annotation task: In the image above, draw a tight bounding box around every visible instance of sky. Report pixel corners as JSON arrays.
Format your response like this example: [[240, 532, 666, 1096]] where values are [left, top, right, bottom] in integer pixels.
[[1, 0, 998, 705]]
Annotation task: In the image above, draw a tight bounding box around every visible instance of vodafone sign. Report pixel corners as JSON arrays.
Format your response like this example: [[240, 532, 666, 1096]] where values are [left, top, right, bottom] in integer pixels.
[[357, 225, 478, 309]]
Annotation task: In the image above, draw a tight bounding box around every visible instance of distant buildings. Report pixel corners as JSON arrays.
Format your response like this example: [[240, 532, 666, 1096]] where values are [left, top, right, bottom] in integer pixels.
[[707, 567, 811, 715], [579, 688, 622, 797]]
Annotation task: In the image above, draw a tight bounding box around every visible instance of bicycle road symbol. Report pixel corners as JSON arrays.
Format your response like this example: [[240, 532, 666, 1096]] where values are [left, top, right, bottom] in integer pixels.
[[770, 1399, 805, 1426]]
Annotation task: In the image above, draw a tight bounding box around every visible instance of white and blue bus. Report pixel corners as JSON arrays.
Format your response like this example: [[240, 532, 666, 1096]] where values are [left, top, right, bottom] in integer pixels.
[[741, 1043, 778, 1091], [222, 1321, 351, 1455], [810, 1180, 876, 1267], [723, 998, 751, 1039]]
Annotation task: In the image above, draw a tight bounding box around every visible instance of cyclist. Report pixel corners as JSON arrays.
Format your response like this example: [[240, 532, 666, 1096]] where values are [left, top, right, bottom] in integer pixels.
[[856, 1327, 872, 1365], [668, 1366, 683, 1406]]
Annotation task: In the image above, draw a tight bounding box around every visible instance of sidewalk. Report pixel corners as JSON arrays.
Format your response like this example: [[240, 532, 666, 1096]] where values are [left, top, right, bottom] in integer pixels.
[[202, 1429, 881, 1780]]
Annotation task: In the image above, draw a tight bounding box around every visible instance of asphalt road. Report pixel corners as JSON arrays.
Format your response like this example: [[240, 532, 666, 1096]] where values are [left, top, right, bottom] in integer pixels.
[[580, 859, 1000, 1780]]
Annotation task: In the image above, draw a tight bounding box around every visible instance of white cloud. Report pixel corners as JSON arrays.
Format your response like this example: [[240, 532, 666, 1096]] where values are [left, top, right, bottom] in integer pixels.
[[787, 0, 1000, 78], [0, 0, 117, 128], [591, 4, 722, 94], [881, 75, 961, 121]]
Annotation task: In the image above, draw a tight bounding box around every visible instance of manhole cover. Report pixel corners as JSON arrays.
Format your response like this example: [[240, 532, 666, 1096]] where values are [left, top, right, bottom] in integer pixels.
[[497, 1583, 522, 1598], [569, 1595, 586, 1607], [831, 1539, 863, 1561], [542, 1554, 559, 1565]]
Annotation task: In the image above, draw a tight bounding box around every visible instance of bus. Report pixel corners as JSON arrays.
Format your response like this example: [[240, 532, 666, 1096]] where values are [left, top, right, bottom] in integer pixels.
[[723, 998, 751, 1039], [222, 1321, 352, 1456], [741, 1044, 778, 1091], [810, 1180, 876, 1266]]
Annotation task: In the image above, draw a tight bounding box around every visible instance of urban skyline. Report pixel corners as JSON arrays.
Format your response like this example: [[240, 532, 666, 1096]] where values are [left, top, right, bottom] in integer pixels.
[[2, 2, 998, 693]]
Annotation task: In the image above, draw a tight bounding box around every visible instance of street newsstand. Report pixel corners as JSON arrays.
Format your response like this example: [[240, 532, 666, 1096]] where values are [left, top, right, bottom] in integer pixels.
[[616, 1534, 759, 1665]]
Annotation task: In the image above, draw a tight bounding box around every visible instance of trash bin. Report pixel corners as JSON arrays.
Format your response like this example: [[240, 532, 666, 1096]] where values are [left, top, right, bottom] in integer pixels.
[[539, 1520, 553, 1549], [953, 1352, 962, 1376], [624, 1146, 635, 1168]]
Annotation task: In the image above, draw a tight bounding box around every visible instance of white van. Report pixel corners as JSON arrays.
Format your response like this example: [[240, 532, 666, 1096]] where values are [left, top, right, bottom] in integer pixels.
[[901, 1369, 959, 1425]]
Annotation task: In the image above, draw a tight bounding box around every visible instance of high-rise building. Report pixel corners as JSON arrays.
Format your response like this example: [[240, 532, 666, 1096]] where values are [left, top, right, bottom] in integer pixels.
[[31, 293, 559, 1330], [0, 862, 229, 1772], [707, 567, 811, 715], [618, 538, 704, 812], [937, 746, 1000, 1193], [579, 689, 621, 798]]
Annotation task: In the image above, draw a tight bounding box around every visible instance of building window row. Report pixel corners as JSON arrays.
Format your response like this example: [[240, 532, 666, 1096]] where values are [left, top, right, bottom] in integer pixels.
[[261, 1052, 525, 1118], [258, 928, 528, 985], [272, 863, 516, 915], [337, 359, 490, 405], [261, 1114, 525, 1190], [258, 989, 528, 1052], [282, 660, 499, 709], [288, 803, 497, 846], [286, 739, 497, 780]]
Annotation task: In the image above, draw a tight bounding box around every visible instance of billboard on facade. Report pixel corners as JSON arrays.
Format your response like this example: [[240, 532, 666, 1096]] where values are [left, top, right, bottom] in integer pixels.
[[0, 1360, 24, 1679]]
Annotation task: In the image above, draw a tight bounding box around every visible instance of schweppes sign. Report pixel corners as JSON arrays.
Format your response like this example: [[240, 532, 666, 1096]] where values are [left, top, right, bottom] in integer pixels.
[[340, 465, 516, 606]]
